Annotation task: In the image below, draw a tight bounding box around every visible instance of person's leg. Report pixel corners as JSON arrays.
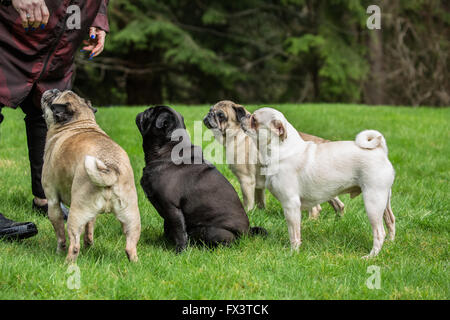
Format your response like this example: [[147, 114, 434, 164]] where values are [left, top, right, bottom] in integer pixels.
[[20, 95, 48, 208], [0, 105, 38, 240], [19, 95, 69, 219]]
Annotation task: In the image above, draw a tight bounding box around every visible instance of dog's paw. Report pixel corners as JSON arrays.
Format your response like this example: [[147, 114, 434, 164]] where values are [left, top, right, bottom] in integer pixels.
[[56, 243, 67, 254], [385, 233, 395, 242], [84, 240, 94, 248], [361, 253, 377, 260], [125, 248, 139, 262], [290, 241, 302, 251], [64, 255, 77, 265], [175, 244, 187, 254], [127, 254, 139, 263]]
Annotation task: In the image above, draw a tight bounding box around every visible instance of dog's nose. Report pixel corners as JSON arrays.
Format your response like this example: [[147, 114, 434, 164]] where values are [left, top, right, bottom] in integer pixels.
[[203, 114, 214, 128], [43, 88, 60, 99], [41, 89, 62, 109]]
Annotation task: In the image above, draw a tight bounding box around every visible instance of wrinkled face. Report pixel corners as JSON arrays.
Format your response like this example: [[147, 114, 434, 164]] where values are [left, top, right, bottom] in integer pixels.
[[235, 107, 287, 143], [41, 89, 97, 128], [136, 105, 186, 143], [203, 100, 249, 134]]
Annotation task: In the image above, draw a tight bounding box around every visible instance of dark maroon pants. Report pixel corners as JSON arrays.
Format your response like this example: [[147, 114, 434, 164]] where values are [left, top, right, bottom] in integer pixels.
[[0, 94, 47, 199]]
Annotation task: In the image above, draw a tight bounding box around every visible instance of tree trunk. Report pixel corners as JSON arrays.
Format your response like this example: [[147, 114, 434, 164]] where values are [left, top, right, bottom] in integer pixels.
[[126, 50, 163, 105], [365, 30, 384, 105], [311, 60, 320, 102]]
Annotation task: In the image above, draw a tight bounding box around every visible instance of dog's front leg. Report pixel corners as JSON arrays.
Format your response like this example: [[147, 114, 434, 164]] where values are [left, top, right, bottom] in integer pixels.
[[255, 167, 266, 209], [282, 197, 302, 250], [164, 206, 188, 253], [240, 177, 256, 211], [309, 204, 322, 219], [255, 188, 266, 209]]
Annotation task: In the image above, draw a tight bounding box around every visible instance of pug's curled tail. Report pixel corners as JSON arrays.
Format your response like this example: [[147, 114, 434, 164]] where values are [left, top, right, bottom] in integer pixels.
[[355, 130, 388, 155], [249, 226, 268, 237], [85, 155, 118, 187]]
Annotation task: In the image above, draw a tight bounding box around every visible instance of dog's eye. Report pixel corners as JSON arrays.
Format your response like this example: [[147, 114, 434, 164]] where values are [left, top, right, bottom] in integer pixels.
[[218, 112, 226, 121]]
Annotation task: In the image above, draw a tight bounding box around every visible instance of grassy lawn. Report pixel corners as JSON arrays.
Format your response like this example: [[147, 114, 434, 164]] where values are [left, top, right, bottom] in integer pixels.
[[0, 104, 448, 300]]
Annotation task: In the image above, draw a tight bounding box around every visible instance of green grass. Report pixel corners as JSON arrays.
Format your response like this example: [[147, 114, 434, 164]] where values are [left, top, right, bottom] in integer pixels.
[[0, 104, 449, 300]]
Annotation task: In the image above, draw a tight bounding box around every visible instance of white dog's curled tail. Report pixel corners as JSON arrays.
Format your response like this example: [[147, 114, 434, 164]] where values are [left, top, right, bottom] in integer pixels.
[[85, 155, 118, 187], [355, 130, 388, 154]]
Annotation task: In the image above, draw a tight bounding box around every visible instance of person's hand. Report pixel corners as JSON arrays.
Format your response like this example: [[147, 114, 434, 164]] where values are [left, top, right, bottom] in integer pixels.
[[12, 0, 49, 30], [81, 27, 106, 59]]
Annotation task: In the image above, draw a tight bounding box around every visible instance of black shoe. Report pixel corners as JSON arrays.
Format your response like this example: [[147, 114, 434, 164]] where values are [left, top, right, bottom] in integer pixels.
[[32, 200, 69, 221], [0, 213, 38, 240]]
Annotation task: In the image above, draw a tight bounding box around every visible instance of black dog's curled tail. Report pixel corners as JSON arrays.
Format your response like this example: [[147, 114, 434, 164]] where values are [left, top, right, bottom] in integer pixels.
[[249, 226, 268, 237]]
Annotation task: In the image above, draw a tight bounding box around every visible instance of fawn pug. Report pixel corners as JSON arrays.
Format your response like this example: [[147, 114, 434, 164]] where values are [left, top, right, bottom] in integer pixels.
[[41, 89, 141, 263]]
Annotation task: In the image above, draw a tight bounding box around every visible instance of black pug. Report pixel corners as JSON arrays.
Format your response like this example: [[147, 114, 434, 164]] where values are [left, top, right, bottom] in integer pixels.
[[136, 106, 267, 253]]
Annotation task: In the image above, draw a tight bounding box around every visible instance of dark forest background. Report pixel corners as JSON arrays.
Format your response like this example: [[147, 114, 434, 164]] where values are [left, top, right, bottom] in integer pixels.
[[72, 0, 449, 107]]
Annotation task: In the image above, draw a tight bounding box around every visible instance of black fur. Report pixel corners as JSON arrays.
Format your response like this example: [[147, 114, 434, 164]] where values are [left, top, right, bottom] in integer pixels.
[[232, 105, 247, 122], [50, 103, 74, 124], [136, 105, 266, 253]]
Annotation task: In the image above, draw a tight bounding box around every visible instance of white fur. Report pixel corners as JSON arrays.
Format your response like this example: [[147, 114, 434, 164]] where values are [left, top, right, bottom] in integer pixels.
[[355, 130, 388, 154], [247, 108, 395, 258]]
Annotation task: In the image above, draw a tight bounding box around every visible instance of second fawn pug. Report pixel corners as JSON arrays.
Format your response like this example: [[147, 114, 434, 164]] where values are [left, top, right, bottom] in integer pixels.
[[203, 100, 345, 217]]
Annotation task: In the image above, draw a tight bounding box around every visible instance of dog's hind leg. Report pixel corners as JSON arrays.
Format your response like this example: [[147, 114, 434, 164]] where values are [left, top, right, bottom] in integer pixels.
[[188, 226, 236, 247], [84, 217, 96, 247], [329, 197, 345, 216], [362, 189, 389, 259], [47, 198, 66, 253], [66, 209, 92, 263], [383, 190, 395, 241], [163, 220, 172, 240], [115, 203, 141, 262]]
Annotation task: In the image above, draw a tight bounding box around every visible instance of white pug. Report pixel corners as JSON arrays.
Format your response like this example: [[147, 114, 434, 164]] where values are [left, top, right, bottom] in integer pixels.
[[235, 107, 395, 258]]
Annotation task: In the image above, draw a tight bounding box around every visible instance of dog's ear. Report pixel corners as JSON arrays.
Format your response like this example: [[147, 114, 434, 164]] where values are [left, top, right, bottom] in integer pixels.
[[84, 99, 97, 114], [136, 107, 155, 135], [232, 106, 247, 122], [50, 103, 73, 124], [155, 112, 171, 130], [271, 119, 287, 141], [180, 114, 186, 129]]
